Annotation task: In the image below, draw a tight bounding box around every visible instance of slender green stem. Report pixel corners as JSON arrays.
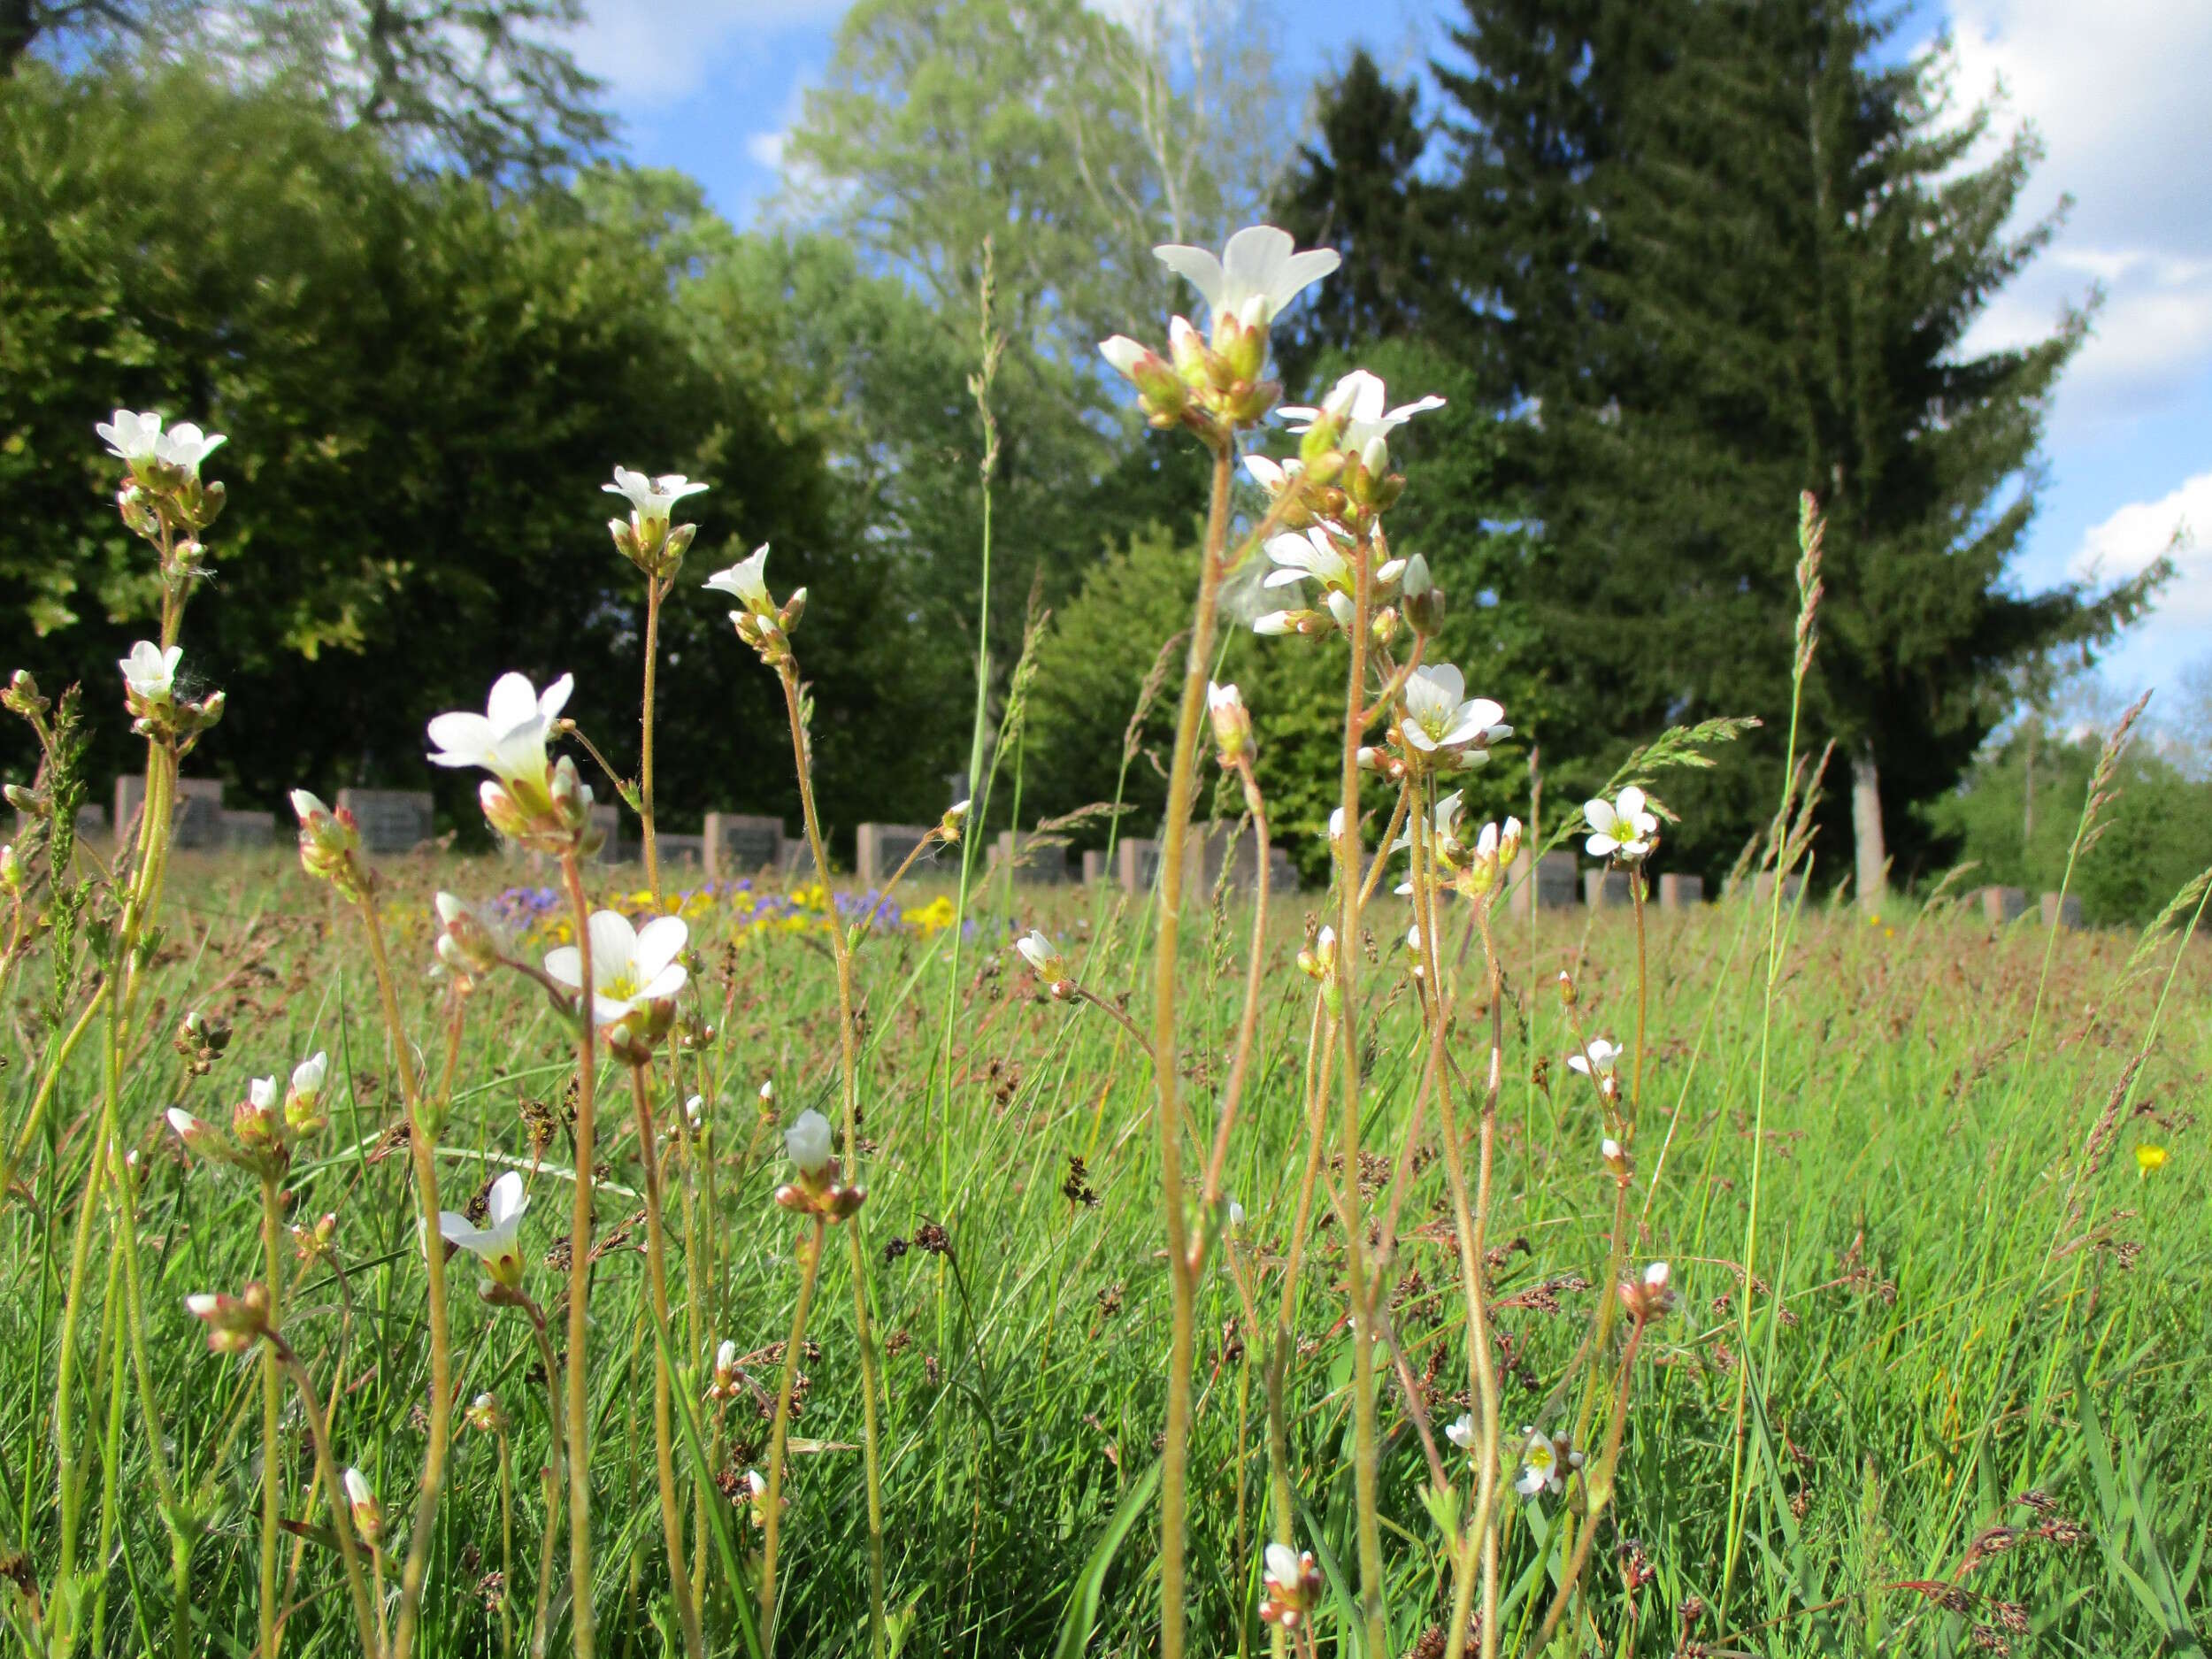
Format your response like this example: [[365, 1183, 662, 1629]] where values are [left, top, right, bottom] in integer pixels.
[[1333, 522, 1386, 1657], [556, 851, 601, 1659], [275, 1347, 382, 1659], [260, 1175, 286, 1659], [1149, 441, 1235, 1659], [760, 1215, 826, 1645], [778, 663, 889, 1655], [628, 1066, 703, 1659], [357, 891, 455, 1659], [641, 575, 664, 900]]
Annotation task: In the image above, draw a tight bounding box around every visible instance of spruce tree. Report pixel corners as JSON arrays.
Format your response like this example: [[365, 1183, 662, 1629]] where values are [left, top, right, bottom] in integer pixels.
[[1489, 0, 2164, 887]]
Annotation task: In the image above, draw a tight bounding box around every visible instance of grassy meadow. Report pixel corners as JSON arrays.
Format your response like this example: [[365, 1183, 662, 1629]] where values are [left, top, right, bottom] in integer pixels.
[[4, 841, 2204, 1657]]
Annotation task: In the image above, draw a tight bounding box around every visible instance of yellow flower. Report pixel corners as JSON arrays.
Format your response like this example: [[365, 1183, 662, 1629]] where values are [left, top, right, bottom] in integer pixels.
[[904, 895, 956, 936], [2135, 1144, 2168, 1177]]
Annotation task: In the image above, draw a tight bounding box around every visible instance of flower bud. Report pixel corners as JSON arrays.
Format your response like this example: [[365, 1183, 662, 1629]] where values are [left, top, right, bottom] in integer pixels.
[[941, 798, 971, 843], [284, 1051, 328, 1135], [343, 1467, 385, 1548], [1260, 1542, 1324, 1631], [1557, 970, 1577, 1009], [1601, 1137, 1630, 1178], [4, 783, 39, 816], [1402, 553, 1445, 636], [185, 1284, 272, 1354], [292, 790, 373, 899], [1618, 1260, 1675, 1322], [434, 891, 505, 978], [785, 1110, 833, 1178], [1207, 682, 1251, 763], [3, 670, 44, 718], [465, 1392, 509, 1433]]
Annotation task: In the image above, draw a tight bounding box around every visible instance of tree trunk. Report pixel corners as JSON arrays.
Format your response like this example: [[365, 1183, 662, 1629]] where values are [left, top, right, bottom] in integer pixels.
[[1851, 741, 1886, 908], [0, 0, 39, 73]]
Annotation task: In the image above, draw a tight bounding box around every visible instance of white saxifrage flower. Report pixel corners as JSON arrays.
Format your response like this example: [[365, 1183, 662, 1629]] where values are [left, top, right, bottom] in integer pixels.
[[1568, 1036, 1623, 1079], [438, 1170, 530, 1288], [1262, 526, 1353, 599], [603, 466, 708, 520], [1016, 929, 1070, 995], [119, 641, 181, 707], [98, 410, 227, 480], [785, 1110, 833, 1177], [1585, 786, 1659, 861], [1398, 665, 1509, 763], [1278, 369, 1445, 475], [1446, 1412, 1477, 1451], [703, 545, 773, 614], [542, 910, 688, 1025], [703, 545, 806, 659], [1517, 1427, 1584, 1497], [1153, 226, 1340, 334], [426, 672, 573, 798], [1259, 1540, 1323, 1630]]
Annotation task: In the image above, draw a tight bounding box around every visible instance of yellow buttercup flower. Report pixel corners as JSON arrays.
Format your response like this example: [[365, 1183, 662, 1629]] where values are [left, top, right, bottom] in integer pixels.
[[2135, 1144, 2168, 1177]]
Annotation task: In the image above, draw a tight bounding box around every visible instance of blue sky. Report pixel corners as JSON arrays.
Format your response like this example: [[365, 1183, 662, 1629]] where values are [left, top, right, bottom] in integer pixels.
[[578, 0, 2209, 707]]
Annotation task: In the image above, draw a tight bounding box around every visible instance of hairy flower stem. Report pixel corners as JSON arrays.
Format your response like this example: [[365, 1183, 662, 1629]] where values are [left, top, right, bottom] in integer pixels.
[[627, 1067, 703, 1659], [357, 892, 455, 1659], [495, 1428, 516, 1659], [273, 1346, 381, 1659], [640, 574, 666, 900], [1532, 1320, 1647, 1653], [1201, 757, 1271, 1208], [1334, 526, 1386, 1655], [556, 851, 601, 1659], [1150, 440, 1235, 1659], [257, 1175, 286, 1659], [777, 664, 889, 1655], [1409, 781, 1506, 1659], [760, 1214, 826, 1644], [517, 1300, 567, 1659]]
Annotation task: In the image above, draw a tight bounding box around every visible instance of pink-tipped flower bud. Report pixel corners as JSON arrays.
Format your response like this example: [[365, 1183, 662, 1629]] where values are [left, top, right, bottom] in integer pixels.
[[185, 1283, 272, 1354], [1207, 682, 1252, 763], [343, 1467, 385, 1548], [1619, 1260, 1675, 1323]]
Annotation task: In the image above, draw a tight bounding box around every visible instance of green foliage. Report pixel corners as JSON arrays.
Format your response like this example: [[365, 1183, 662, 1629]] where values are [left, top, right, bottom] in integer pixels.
[[0, 65, 972, 841], [1921, 726, 2212, 924]]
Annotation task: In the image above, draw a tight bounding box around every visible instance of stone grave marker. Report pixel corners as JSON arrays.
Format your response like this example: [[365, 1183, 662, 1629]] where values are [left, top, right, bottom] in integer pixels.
[[1507, 850, 1578, 916], [703, 812, 783, 880], [336, 787, 434, 855], [116, 774, 225, 850], [657, 833, 705, 868], [856, 822, 934, 888], [1732, 872, 1805, 907], [2039, 891, 2082, 930], [1978, 885, 2027, 926], [585, 802, 626, 864], [219, 809, 275, 849], [1657, 872, 1704, 909], [1080, 849, 1106, 885], [1584, 869, 1633, 909], [1116, 837, 1161, 894], [992, 830, 1071, 884]]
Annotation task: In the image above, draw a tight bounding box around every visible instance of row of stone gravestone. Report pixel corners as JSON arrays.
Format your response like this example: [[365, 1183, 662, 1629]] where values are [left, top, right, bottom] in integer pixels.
[[96, 777, 810, 878]]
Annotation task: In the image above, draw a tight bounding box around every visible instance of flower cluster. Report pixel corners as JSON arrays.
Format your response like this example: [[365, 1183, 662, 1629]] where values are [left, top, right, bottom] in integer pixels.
[[605, 466, 708, 579], [427, 672, 601, 856], [119, 641, 224, 748], [1100, 227, 1339, 434], [704, 545, 807, 666], [291, 790, 375, 902], [167, 1052, 326, 1179], [543, 910, 689, 1064], [98, 408, 227, 548], [1258, 1541, 1324, 1631], [184, 1283, 273, 1355], [773, 1109, 865, 1220]]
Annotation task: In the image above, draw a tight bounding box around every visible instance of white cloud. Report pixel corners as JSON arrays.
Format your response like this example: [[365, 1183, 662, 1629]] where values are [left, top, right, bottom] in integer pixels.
[[2070, 472, 2210, 689], [1944, 0, 2212, 431], [574, 0, 839, 106]]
